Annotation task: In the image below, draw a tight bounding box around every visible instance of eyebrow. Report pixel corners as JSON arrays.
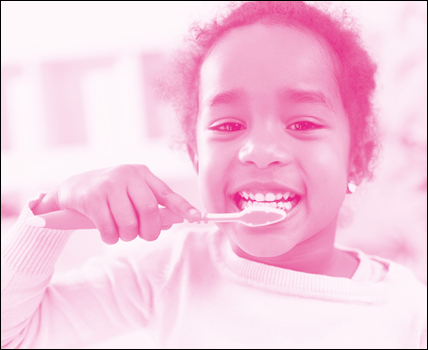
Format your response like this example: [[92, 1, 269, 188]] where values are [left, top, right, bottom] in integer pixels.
[[205, 89, 246, 108], [205, 87, 334, 111], [278, 88, 335, 111]]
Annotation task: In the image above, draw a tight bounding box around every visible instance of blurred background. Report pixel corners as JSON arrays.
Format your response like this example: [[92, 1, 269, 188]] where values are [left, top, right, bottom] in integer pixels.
[[1, 1, 427, 348]]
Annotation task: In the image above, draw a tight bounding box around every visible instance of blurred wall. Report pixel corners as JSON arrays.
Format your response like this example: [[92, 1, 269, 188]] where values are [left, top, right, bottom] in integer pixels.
[[333, 1, 427, 285], [2, 2, 229, 217], [1, 1, 427, 348]]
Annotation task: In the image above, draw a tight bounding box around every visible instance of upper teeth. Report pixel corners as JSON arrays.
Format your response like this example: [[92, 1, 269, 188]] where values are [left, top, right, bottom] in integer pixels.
[[240, 191, 296, 202]]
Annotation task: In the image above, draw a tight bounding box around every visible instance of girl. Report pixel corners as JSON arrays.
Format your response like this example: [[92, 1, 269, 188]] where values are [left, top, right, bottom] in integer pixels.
[[2, 1, 426, 348]]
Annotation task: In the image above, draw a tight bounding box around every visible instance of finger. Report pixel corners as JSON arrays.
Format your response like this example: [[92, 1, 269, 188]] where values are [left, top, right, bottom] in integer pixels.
[[108, 190, 139, 242], [127, 180, 162, 241], [87, 200, 119, 245], [141, 167, 201, 222], [159, 208, 184, 227]]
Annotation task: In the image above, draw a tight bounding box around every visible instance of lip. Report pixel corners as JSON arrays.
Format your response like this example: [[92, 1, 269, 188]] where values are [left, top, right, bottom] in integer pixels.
[[229, 181, 302, 198]]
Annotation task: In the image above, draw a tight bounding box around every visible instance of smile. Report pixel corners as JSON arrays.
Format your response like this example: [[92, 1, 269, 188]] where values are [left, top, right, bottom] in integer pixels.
[[233, 190, 301, 213]]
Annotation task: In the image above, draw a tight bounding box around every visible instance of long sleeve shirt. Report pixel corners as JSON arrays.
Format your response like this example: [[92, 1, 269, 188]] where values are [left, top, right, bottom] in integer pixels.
[[2, 194, 427, 348]]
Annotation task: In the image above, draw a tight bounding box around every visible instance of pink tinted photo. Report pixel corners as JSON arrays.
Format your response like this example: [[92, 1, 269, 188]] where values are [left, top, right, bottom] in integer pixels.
[[1, 2, 426, 349]]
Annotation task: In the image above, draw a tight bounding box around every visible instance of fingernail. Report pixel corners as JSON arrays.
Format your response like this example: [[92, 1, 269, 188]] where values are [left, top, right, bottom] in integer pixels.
[[188, 208, 199, 216]]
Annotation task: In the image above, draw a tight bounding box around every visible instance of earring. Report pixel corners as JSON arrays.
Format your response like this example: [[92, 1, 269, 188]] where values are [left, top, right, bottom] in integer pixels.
[[347, 180, 357, 194]]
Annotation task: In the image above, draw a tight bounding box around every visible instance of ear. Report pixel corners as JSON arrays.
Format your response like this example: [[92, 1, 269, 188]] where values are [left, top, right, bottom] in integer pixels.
[[186, 144, 199, 174], [347, 153, 363, 187]]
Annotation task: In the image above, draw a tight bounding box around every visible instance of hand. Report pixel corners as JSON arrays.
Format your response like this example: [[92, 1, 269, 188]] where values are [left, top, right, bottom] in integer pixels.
[[32, 165, 201, 244]]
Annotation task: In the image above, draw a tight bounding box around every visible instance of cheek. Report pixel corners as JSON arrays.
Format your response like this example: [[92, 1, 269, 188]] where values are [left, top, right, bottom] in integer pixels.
[[305, 137, 350, 209], [314, 148, 347, 184], [196, 135, 227, 208]]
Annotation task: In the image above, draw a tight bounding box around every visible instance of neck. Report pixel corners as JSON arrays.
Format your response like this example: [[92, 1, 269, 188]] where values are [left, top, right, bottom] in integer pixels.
[[231, 216, 349, 277]]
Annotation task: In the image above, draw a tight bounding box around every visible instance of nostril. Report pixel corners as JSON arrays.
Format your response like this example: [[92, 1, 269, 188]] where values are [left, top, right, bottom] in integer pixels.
[[239, 144, 292, 169], [239, 151, 291, 169]]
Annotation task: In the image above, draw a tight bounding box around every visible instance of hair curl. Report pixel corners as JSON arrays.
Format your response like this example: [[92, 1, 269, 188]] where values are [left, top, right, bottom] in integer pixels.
[[159, 1, 381, 181]]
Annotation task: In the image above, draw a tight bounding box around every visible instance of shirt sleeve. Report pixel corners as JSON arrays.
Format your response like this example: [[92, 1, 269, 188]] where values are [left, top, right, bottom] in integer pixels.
[[1, 194, 155, 349]]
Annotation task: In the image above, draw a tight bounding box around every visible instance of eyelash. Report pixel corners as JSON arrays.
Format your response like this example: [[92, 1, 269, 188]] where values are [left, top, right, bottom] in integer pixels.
[[288, 121, 321, 131], [209, 122, 245, 132], [209, 121, 321, 132]]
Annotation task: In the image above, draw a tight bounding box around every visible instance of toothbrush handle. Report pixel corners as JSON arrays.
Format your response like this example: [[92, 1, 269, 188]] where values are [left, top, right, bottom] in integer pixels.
[[200, 212, 242, 223], [25, 209, 244, 230], [26, 208, 184, 230]]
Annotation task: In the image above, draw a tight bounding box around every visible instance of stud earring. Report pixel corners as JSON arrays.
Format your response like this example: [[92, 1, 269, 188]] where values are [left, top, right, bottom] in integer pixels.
[[347, 180, 357, 194]]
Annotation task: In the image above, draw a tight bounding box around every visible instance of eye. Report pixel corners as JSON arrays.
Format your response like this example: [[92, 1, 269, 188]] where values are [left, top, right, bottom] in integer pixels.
[[288, 121, 321, 131], [209, 122, 245, 132]]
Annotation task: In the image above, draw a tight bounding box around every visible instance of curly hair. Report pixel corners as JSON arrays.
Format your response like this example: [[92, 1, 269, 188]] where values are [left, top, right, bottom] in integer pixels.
[[159, 1, 380, 181]]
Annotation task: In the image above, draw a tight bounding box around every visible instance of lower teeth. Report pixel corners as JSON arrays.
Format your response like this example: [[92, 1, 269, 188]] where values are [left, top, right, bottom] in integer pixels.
[[238, 200, 292, 211]]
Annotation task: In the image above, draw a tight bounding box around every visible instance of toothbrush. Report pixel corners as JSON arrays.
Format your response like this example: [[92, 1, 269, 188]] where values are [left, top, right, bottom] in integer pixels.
[[25, 207, 286, 230]]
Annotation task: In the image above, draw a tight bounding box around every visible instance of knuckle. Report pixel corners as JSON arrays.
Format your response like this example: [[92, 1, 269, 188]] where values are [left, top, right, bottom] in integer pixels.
[[82, 197, 105, 217], [102, 225, 117, 237], [101, 226, 119, 244], [160, 186, 173, 197], [100, 179, 116, 191], [121, 219, 139, 230], [117, 164, 134, 172], [138, 211, 161, 242], [89, 192, 106, 205], [142, 227, 161, 242], [179, 198, 189, 206], [120, 231, 139, 242], [82, 183, 107, 202], [137, 164, 149, 172], [141, 203, 159, 216], [110, 164, 138, 178], [104, 237, 119, 245], [177, 199, 190, 210]]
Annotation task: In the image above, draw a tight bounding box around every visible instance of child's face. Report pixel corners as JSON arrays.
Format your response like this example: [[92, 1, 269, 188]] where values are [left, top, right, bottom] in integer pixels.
[[196, 23, 351, 257]]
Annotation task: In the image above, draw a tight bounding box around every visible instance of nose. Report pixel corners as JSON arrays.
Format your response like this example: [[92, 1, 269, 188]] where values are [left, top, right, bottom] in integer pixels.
[[238, 132, 293, 169]]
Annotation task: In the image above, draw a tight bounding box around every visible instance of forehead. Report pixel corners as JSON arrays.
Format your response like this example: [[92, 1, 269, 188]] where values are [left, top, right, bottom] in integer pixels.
[[199, 23, 341, 109]]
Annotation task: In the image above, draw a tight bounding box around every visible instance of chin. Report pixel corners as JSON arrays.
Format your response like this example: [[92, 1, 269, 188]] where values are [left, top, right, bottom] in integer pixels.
[[237, 240, 294, 258], [221, 223, 300, 258]]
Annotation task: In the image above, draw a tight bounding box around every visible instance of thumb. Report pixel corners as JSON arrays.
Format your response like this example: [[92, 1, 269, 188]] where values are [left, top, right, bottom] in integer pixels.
[[32, 190, 60, 215], [159, 208, 186, 226]]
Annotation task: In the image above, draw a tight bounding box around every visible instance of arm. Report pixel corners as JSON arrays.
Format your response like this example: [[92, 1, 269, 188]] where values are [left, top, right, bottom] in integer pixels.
[[2, 165, 200, 348], [1, 194, 154, 348]]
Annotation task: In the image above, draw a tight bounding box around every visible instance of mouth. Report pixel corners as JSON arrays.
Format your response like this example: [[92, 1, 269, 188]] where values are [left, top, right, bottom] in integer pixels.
[[232, 190, 302, 216]]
